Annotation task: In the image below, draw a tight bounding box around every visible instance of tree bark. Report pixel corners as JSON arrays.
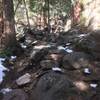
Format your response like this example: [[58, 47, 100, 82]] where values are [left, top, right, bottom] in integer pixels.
[[0, 0, 16, 50], [71, 0, 82, 26], [0, 0, 3, 49]]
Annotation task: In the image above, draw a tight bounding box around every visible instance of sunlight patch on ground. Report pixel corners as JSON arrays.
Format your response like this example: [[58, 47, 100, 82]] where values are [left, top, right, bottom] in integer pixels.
[[74, 81, 89, 91]]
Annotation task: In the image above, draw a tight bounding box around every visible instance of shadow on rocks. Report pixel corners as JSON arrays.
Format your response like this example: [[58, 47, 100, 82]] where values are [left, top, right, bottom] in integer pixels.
[[30, 71, 85, 100]]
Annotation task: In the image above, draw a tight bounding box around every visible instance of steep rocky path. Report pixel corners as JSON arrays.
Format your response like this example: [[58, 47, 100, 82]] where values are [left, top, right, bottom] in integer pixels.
[[0, 28, 100, 100]]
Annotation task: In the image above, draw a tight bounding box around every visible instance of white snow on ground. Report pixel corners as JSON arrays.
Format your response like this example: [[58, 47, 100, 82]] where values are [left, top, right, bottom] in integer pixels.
[[57, 46, 65, 50], [11, 56, 17, 60], [52, 67, 62, 72], [77, 34, 86, 38], [77, 34, 89, 38], [65, 46, 73, 53], [32, 40, 38, 44], [58, 46, 73, 53], [20, 43, 27, 49], [66, 43, 71, 46], [84, 68, 91, 74], [90, 83, 98, 88], [65, 49, 73, 53], [0, 58, 8, 84], [0, 88, 12, 94], [34, 45, 51, 50]]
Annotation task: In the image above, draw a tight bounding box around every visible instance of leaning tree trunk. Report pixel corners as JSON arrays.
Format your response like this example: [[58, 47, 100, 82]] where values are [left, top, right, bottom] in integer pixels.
[[71, 0, 82, 26], [0, 0, 16, 50]]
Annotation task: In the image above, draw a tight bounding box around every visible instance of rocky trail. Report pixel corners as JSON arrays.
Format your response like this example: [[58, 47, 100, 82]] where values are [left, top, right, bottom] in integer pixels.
[[0, 28, 100, 100]]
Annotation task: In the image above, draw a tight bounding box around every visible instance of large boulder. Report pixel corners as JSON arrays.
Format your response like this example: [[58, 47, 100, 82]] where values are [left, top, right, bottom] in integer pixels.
[[74, 31, 100, 60], [63, 52, 91, 70], [30, 71, 84, 100]]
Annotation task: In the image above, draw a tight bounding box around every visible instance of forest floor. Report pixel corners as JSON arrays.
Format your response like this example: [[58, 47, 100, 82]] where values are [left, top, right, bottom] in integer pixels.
[[0, 27, 100, 100]]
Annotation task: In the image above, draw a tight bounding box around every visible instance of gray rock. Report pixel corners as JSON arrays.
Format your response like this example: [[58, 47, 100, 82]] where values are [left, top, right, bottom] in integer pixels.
[[30, 71, 81, 100], [63, 52, 91, 70], [75, 31, 100, 60], [40, 60, 56, 68], [16, 73, 31, 86]]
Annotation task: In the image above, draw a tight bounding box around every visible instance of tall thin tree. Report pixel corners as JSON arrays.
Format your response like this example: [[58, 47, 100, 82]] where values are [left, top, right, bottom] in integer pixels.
[[1, 0, 16, 49]]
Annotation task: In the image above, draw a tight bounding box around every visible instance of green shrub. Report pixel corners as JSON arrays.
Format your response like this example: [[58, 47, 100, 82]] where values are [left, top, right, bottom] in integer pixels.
[[0, 49, 12, 58]]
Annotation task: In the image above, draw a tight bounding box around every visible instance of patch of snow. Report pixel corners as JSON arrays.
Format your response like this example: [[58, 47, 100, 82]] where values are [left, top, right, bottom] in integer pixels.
[[66, 43, 71, 46], [90, 83, 98, 88], [65, 48, 73, 53], [0, 58, 8, 84], [32, 40, 38, 44], [84, 68, 91, 74], [52, 67, 62, 72], [25, 39, 32, 44], [20, 43, 27, 49], [11, 56, 17, 60], [57, 46, 73, 53], [0, 88, 12, 94], [34, 45, 51, 49], [0, 58, 5, 62], [77, 34, 87, 38], [57, 46, 65, 50]]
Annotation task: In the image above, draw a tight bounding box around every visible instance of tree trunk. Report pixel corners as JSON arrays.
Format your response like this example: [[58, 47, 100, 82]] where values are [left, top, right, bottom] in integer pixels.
[[0, 0, 3, 49], [71, 0, 82, 26], [0, 0, 16, 50]]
